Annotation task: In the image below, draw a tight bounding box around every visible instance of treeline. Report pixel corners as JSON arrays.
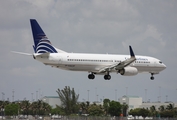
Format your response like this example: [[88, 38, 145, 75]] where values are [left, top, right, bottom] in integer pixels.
[[56, 86, 124, 116], [0, 86, 176, 119], [129, 104, 177, 118], [56, 86, 177, 118], [0, 99, 124, 117], [0, 100, 51, 116]]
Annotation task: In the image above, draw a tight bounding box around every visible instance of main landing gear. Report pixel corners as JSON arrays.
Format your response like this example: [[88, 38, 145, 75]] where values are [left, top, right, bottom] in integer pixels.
[[104, 74, 111, 80], [88, 73, 111, 80], [150, 73, 154, 80], [88, 73, 95, 79]]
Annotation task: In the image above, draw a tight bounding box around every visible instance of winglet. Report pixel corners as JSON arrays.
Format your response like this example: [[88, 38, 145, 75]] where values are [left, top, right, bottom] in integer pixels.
[[129, 46, 135, 57]]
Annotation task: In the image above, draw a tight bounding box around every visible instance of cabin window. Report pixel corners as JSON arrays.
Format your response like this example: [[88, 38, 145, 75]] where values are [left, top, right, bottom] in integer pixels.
[[159, 61, 162, 64]]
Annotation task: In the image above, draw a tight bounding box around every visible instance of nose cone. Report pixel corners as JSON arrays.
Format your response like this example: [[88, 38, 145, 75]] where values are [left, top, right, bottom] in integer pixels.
[[163, 63, 166, 69], [161, 63, 166, 71]]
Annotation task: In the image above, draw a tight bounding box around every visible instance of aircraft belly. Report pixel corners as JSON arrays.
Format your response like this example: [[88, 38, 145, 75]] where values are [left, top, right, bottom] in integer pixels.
[[58, 64, 104, 72], [135, 65, 161, 73]]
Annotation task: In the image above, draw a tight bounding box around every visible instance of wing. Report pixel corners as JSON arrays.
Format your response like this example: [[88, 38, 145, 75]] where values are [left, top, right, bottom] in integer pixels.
[[98, 46, 136, 73]]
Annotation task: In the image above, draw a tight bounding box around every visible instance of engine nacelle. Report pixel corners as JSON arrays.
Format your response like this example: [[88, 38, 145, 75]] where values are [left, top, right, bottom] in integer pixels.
[[119, 67, 138, 76]]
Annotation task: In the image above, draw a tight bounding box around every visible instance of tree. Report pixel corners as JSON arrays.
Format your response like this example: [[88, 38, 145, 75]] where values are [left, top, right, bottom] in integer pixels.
[[56, 86, 79, 115], [160, 110, 175, 118], [5, 103, 19, 116], [166, 103, 174, 111], [30, 100, 51, 115], [129, 108, 141, 118], [158, 105, 165, 112], [150, 105, 157, 118], [129, 109, 137, 118], [122, 103, 129, 117], [103, 99, 110, 116], [86, 101, 90, 114], [40, 101, 52, 115], [108, 101, 122, 116], [51, 105, 65, 115], [79, 102, 90, 114], [158, 104, 176, 118], [139, 108, 149, 119], [0, 101, 9, 116], [30, 101, 38, 115], [20, 100, 31, 116], [88, 104, 104, 116]]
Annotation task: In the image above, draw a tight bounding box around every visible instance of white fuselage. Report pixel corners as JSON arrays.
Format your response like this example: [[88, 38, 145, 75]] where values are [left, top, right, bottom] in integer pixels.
[[34, 53, 166, 74]]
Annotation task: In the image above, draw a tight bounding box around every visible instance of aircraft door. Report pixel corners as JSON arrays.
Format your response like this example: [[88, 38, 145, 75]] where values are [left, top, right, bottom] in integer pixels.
[[58, 56, 62, 64], [149, 61, 155, 67], [153, 59, 157, 67]]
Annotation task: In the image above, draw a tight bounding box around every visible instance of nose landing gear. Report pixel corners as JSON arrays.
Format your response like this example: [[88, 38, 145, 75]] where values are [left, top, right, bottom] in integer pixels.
[[150, 73, 154, 80]]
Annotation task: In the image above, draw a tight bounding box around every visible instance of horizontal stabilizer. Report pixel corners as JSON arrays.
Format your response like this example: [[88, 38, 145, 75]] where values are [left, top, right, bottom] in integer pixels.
[[11, 51, 32, 56]]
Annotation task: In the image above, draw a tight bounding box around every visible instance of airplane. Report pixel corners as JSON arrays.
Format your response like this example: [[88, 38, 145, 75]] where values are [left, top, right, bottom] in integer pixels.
[[13, 19, 166, 80]]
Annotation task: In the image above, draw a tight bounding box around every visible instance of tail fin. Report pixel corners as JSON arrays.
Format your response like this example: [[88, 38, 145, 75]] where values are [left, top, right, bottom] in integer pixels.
[[129, 45, 135, 58], [30, 19, 58, 53]]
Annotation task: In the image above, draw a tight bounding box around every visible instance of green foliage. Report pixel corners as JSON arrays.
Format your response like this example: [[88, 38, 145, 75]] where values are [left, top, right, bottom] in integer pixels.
[[159, 103, 176, 118], [160, 110, 175, 118], [166, 103, 174, 110], [129, 104, 177, 119], [30, 100, 51, 115], [1, 100, 51, 116], [158, 105, 165, 112], [103, 99, 110, 116], [51, 105, 65, 115], [56, 86, 79, 115], [79, 101, 90, 114], [108, 101, 122, 116], [139, 108, 150, 118], [122, 103, 129, 117], [150, 105, 158, 118], [129, 108, 141, 117], [5, 103, 19, 116], [88, 104, 104, 116], [19, 100, 30, 115]]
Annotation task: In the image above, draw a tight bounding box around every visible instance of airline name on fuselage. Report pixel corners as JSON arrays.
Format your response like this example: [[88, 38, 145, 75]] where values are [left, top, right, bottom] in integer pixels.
[[136, 58, 148, 61]]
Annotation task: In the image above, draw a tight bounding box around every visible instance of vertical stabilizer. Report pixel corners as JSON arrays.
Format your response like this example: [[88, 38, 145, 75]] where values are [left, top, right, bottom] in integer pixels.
[[30, 19, 58, 53]]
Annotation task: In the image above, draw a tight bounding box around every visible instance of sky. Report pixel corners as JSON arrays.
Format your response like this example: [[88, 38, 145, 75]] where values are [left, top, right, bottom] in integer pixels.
[[0, 0, 177, 103]]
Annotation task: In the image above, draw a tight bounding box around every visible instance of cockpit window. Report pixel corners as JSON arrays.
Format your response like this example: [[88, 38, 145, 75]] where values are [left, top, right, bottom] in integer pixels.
[[159, 61, 162, 64]]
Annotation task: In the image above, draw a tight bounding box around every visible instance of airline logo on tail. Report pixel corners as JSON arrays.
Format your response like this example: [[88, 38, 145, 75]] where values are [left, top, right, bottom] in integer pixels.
[[30, 19, 58, 53]]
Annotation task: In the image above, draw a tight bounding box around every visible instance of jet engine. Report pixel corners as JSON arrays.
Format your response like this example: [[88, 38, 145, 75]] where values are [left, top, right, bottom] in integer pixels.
[[119, 67, 138, 76]]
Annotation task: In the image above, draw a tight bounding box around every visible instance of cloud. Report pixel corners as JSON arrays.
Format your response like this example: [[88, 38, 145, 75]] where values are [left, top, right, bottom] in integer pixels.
[[0, 0, 177, 102], [121, 24, 166, 55]]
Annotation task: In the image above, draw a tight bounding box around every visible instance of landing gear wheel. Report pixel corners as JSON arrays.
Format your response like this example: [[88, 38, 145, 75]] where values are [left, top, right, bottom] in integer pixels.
[[150, 76, 154, 80], [104, 75, 111, 80], [104, 75, 107, 80], [150, 73, 154, 80], [88, 74, 95, 79]]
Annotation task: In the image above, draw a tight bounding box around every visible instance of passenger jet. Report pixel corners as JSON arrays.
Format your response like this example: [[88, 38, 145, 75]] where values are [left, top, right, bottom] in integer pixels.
[[13, 19, 166, 80]]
